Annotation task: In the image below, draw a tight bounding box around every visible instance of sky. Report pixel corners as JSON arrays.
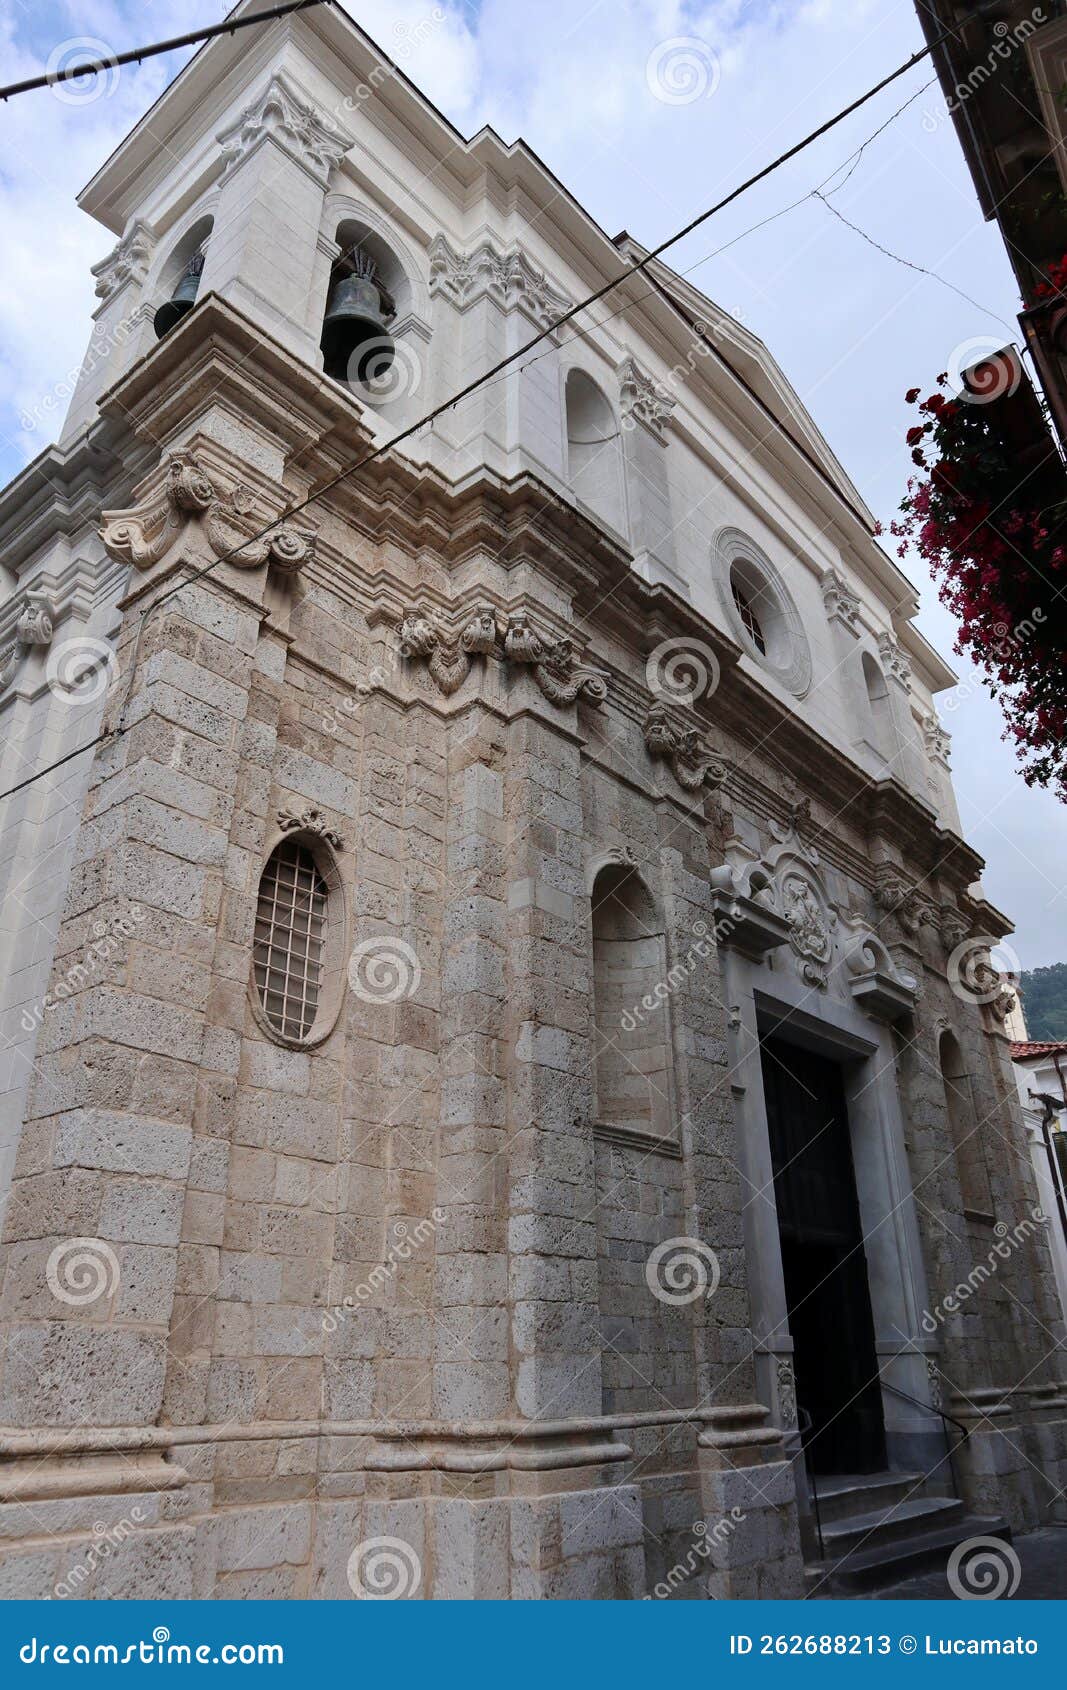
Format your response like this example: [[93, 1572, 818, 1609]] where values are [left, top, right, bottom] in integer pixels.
[[1, 0, 1065, 973]]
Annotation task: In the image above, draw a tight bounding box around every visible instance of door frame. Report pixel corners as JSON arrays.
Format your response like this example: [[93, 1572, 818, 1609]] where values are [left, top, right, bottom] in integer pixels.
[[719, 949, 944, 1485]]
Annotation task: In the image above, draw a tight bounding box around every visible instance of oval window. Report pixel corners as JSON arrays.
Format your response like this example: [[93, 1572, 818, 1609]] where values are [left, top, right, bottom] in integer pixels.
[[253, 838, 331, 1042]]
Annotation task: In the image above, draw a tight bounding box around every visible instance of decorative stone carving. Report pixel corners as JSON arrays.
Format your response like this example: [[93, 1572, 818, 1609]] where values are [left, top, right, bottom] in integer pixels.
[[710, 860, 791, 960], [277, 807, 343, 850], [782, 870, 834, 988], [15, 595, 54, 647], [877, 630, 912, 688], [217, 72, 352, 188], [100, 450, 316, 574], [771, 798, 812, 844], [643, 703, 725, 791], [91, 219, 154, 303], [844, 932, 919, 1022], [398, 604, 497, 696], [618, 356, 674, 441], [873, 869, 938, 936], [820, 567, 861, 631], [923, 712, 951, 764], [990, 986, 1017, 1024], [926, 1359, 944, 1414], [428, 233, 572, 331], [940, 908, 971, 953], [775, 1358, 798, 1428], [1, 593, 56, 693], [504, 614, 608, 706]]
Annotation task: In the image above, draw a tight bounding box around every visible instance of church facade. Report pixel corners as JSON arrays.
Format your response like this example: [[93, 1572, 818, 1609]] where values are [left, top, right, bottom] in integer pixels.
[[0, 1, 1064, 1600]]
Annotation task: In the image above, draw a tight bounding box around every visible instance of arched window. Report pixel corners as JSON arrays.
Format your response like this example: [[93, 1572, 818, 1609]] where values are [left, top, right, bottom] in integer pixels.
[[565, 369, 625, 532], [591, 864, 671, 1141], [862, 652, 896, 764], [320, 220, 415, 405], [939, 1030, 995, 1219], [152, 214, 213, 340], [252, 836, 343, 1045]]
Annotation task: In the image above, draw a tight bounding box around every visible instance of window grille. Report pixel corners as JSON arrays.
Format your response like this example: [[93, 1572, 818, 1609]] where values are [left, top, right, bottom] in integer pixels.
[[732, 579, 767, 655], [253, 839, 328, 1040]]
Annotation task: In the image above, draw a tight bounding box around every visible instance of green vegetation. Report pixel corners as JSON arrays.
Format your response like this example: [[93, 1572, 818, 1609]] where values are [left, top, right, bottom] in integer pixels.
[[1019, 964, 1067, 1041]]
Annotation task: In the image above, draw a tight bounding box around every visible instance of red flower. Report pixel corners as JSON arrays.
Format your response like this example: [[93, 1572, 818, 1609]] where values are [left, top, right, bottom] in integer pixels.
[[906, 426, 925, 445], [905, 387, 921, 404]]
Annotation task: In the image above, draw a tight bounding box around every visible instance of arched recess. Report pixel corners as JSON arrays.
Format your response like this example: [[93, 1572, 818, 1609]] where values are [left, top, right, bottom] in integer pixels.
[[319, 204, 429, 426], [861, 651, 897, 765], [591, 863, 671, 1141], [939, 1029, 995, 1219], [565, 368, 626, 534], [148, 208, 216, 317]]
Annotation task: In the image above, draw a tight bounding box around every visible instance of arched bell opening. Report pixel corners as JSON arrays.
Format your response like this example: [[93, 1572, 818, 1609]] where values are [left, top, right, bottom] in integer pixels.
[[153, 214, 213, 341], [321, 222, 413, 399]]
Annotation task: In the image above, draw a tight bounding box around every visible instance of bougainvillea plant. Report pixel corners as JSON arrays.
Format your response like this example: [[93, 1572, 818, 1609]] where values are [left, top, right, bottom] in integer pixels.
[[891, 374, 1067, 800]]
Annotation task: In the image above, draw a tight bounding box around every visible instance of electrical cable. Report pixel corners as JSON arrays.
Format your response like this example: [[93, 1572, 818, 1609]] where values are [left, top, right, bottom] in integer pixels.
[[0, 21, 959, 804]]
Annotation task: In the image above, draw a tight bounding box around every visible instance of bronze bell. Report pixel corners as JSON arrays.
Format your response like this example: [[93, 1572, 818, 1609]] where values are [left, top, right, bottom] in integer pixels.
[[321, 268, 394, 385], [153, 252, 205, 340]]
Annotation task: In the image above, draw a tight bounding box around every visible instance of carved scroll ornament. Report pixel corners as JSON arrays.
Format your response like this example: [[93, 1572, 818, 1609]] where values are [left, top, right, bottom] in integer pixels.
[[100, 450, 316, 575], [504, 614, 608, 706], [398, 605, 497, 696], [643, 703, 725, 791]]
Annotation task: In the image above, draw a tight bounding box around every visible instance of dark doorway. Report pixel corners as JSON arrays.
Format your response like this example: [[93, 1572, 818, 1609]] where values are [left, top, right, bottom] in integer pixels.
[[761, 1035, 886, 1475]]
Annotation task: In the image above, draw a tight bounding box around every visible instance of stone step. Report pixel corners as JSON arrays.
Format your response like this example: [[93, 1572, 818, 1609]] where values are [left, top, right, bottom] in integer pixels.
[[808, 1514, 1013, 1595], [812, 1471, 929, 1526], [819, 1494, 964, 1556]]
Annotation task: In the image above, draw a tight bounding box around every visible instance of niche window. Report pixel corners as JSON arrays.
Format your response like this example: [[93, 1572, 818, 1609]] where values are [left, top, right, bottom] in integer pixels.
[[565, 369, 625, 533], [253, 839, 331, 1043], [591, 864, 672, 1144], [862, 651, 896, 765], [939, 1030, 995, 1220]]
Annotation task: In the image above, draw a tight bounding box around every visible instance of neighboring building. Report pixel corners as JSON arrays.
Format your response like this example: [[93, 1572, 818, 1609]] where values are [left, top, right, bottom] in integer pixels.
[[1011, 1037, 1067, 1329], [0, 0, 1064, 1600], [917, 1, 1067, 447]]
